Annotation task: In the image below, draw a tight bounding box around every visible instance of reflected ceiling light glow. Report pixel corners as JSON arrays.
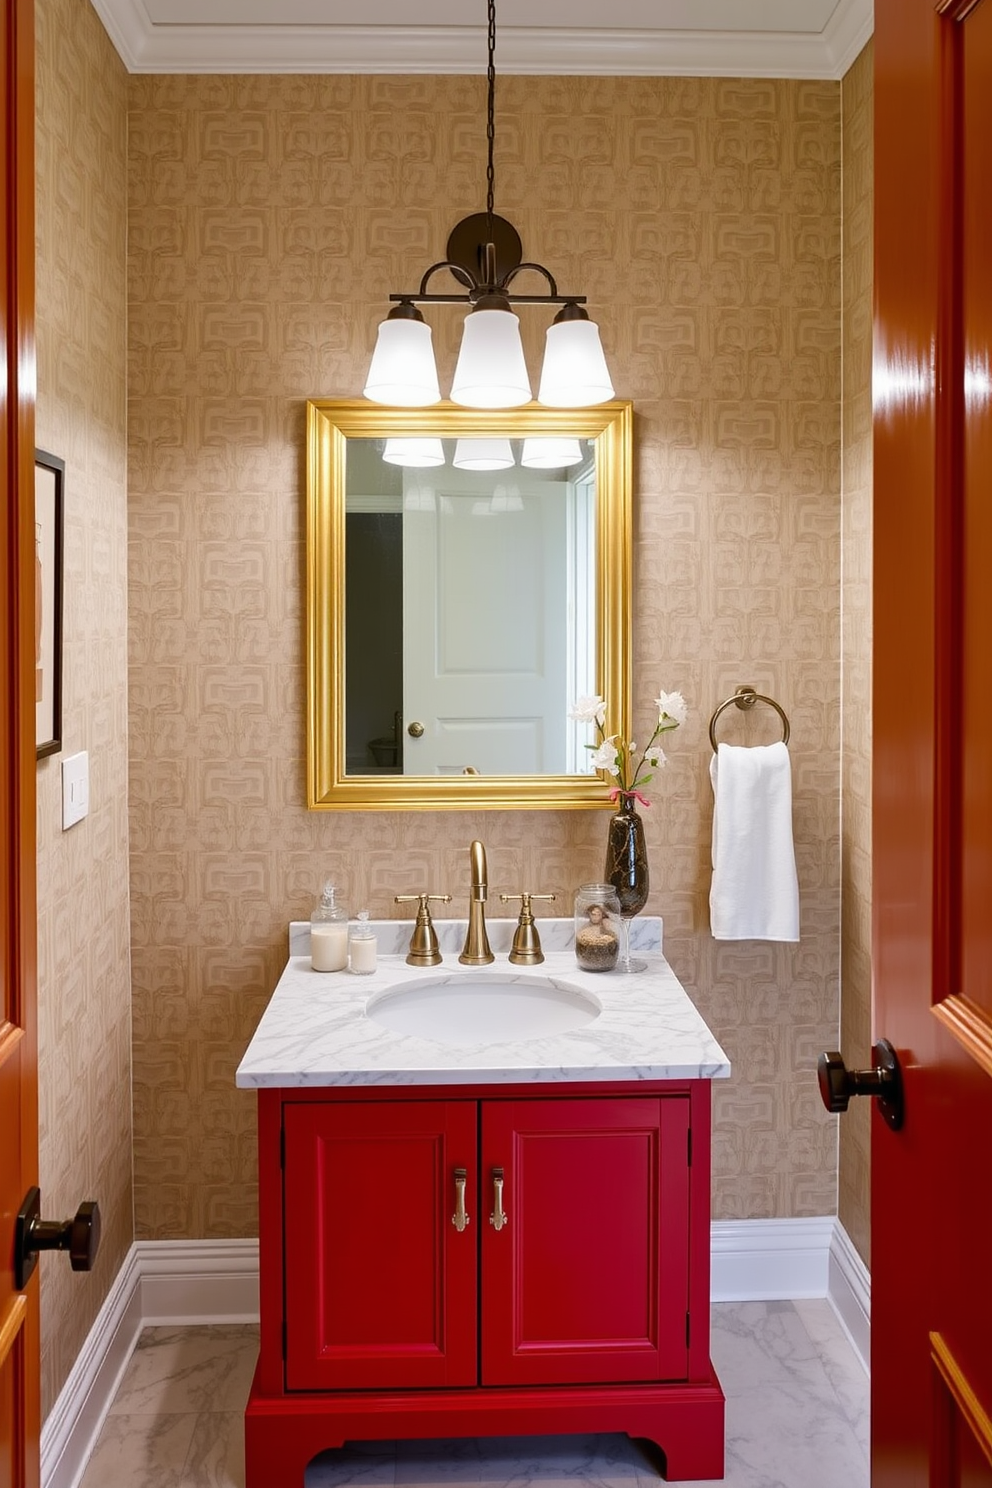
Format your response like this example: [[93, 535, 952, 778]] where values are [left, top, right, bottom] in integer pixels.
[[489, 484, 524, 513], [872, 344, 934, 414], [965, 355, 992, 411], [402, 485, 437, 512]]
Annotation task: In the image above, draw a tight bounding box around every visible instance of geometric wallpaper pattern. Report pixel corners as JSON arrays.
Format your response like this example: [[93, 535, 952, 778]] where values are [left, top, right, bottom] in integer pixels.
[[35, 0, 132, 1415], [127, 69, 846, 1238]]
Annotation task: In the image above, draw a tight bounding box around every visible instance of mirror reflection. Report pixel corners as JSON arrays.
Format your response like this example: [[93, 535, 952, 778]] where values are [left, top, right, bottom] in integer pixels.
[[344, 437, 597, 777], [306, 401, 632, 812]]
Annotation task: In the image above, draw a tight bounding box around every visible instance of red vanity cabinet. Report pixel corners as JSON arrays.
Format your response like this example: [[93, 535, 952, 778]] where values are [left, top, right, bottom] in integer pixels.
[[247, 1080, 724, 1484], [283, 1098, 478, 1391], [479, 1095, 690, 1387]]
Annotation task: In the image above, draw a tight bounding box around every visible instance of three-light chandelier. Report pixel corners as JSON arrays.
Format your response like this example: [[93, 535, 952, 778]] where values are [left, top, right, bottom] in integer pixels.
[[362, 0, 614, 411]]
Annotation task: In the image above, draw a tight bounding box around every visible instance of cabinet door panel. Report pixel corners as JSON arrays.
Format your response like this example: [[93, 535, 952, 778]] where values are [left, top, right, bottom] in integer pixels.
[[284, 1100, 477, 1391], [480, 1096, 690, 1387]]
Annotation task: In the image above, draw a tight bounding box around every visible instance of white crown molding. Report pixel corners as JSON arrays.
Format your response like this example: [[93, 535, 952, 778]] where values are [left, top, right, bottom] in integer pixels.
[[41, 1221, 866, 1488], [90, 0, 872, 79]]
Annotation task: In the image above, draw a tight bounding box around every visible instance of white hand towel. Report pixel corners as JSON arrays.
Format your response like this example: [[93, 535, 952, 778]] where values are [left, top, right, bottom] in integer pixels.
[[709, 740, 800, 942]]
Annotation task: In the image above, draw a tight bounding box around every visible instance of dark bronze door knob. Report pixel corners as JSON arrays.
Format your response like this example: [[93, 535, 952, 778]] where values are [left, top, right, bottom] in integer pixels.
[[15, 1185, 102, 1289], [817, 1038, 904, 1131]]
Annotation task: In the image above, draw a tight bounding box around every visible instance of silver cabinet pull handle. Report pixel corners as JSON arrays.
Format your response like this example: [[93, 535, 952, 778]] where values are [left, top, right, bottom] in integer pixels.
[[489, 1167, 507, 1231], [452, 1167, 470, 1231]]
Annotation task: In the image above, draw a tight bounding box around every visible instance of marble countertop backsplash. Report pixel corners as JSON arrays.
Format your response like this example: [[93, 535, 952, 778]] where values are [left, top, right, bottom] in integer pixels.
[[237, 917, 729, 1091], [287, 915, 662, 958]]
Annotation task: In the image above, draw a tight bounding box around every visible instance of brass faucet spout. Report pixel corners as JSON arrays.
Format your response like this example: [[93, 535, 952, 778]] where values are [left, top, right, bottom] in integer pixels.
[[459, 840, 495, 964]]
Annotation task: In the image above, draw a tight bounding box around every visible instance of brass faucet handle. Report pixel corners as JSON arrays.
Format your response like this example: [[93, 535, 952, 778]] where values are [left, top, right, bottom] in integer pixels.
[[394, 893, 452, 966], [500, 892, 556, 966]]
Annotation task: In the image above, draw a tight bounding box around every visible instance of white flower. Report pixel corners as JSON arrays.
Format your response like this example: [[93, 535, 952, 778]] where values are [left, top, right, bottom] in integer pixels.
[[569, 694, 607, 726], [646, 748, 667, 768], [590, 736, 619, 770], [655, 689, 688, 727]]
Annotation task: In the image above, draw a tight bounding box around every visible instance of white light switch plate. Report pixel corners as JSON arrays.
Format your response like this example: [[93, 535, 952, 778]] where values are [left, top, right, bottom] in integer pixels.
[[62, 751, 89, 829]]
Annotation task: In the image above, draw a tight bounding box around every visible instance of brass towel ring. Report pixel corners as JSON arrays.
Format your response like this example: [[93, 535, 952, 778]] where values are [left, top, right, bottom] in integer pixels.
[[709, 686, 790, 752]]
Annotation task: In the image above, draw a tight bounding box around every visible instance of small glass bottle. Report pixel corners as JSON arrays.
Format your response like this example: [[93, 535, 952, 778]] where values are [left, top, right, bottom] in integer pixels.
[[349, 910, 377, 975], [573, 883, 621, 972], [311, 882, 348, 972]]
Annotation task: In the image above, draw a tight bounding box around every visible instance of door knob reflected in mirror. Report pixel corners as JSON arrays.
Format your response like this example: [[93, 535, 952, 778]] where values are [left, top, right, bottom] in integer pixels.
[[817, 1038, 904, 1131], [15, 1185, 102, 1289]]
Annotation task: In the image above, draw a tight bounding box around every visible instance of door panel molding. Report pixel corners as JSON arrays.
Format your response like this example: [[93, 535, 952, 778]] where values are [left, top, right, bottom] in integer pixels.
[[936, 0, 986, 20], [0, 1296, 27, 1371], [931, 1331, 992, 1471], [932, 994, 992, 1078]]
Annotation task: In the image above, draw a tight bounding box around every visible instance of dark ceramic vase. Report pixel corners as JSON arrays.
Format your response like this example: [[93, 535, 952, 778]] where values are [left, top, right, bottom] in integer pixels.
[[604, 795, 649, 917]]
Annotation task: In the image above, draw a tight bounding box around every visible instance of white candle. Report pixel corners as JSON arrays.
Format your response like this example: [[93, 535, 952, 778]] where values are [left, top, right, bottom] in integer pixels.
[[349, 933, 377, 975], [311, 923, 348, 972]]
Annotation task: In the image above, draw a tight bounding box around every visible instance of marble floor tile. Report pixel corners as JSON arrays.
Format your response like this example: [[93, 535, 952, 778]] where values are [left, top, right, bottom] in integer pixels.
[[109, 1324, 260, 1418], [77, 1411, 199, 1488], [182, 1411, 246, 1488], [791, 1299, 870, 1456], [73, 1303, 869, 1488]]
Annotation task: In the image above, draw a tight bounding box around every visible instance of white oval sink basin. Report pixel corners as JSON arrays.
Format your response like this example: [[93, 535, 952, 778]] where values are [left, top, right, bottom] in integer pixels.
[[365, 975, 601, 1047]]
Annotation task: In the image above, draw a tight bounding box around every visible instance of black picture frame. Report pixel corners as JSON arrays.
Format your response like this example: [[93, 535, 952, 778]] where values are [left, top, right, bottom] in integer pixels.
[[35, 449, 64, 759]]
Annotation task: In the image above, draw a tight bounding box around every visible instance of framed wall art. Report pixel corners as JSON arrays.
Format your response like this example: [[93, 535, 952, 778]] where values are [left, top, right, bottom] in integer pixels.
[[35, 449, 64, 759]]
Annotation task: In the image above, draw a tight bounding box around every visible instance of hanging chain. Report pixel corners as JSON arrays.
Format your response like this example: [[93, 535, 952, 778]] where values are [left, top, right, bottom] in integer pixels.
[[486, 0, 496, 238]]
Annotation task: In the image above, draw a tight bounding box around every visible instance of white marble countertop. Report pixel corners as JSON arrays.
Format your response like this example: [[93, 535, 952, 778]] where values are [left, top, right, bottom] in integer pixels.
[[236, 919, 730, 1089]]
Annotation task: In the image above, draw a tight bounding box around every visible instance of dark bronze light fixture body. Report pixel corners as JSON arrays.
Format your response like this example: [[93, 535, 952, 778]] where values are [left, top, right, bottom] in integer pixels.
[[363, 0, 613, 410]]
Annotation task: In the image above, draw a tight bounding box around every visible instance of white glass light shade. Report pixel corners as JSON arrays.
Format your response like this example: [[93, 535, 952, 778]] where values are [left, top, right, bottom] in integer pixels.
[[520, 437, 584, 469], [450, 309, 532, 408], [452, 438, 515, 471], [537, 318, 614, 408], [363, 318, 441, 406], [382, 437, 446, 468]]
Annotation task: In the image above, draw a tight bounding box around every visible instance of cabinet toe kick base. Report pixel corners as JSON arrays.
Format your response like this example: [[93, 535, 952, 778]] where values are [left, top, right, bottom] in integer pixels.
[[244, 1366, 726, 1486]]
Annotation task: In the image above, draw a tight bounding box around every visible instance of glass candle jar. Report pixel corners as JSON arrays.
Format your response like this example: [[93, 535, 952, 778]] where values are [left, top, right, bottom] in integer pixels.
[[573, 883, 621, 972]]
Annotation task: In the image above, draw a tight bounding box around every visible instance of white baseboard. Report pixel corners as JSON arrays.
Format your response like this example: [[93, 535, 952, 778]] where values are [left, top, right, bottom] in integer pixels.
[[138, 1238, 260, 1325], [40, 1247, 145, 1488], [827, 1219, 871, 1372], [711, 1216, 835, 1301], [41, 1221, 867, 1488]]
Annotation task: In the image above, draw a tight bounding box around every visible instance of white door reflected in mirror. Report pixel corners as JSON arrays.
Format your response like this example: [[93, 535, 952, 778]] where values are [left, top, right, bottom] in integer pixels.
[[401, 465, 594, 776]]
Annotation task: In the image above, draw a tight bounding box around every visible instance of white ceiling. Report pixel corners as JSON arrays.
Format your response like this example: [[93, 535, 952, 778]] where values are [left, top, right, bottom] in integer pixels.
[[90, 0, 873, 79]]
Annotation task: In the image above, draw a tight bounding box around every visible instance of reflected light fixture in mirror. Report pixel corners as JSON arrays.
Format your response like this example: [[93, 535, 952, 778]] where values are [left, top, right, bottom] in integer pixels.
[[362, 0, 614, 413], [382, 437, 445, 468], [521, 437, 583, 469], [453, 438, 514, 471]]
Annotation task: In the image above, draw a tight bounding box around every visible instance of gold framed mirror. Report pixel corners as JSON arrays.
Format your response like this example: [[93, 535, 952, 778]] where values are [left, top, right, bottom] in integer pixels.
[[306, 399, 632, 811]]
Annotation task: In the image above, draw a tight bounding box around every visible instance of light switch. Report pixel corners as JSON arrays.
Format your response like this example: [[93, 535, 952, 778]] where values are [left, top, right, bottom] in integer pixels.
[[62, 751, 89, 829]]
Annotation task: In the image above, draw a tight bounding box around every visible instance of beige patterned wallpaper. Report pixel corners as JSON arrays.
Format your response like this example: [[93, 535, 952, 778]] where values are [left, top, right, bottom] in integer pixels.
[[128, 72, 843, 1237], [35, 0, 132, 1414], [839, 41, 873, 1269]]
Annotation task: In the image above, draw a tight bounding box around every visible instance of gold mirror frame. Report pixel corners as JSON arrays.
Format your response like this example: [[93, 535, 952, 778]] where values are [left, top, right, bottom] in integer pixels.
[[306, 399, 632, 811]]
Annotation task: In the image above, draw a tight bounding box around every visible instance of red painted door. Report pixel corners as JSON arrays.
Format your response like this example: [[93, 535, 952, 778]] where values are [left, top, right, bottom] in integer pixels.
[[0, 0, 40, 1482], [480, 1096, 690, 1387], [282, 1100, 477, 1391], [873, 0, 992, 1479]]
